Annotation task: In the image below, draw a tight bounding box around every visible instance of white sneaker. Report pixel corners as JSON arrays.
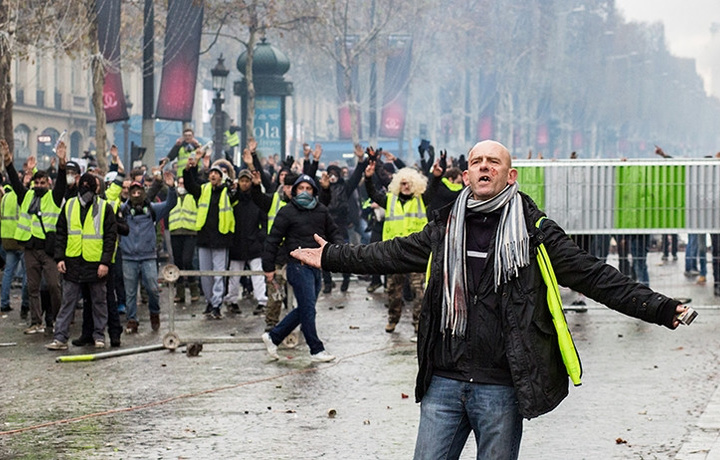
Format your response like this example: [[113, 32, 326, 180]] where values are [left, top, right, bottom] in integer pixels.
[[24, 324, 45, 335], [310, 350, 336, 363], [45, 340, 68, 350], [262, 332, 279, 360]]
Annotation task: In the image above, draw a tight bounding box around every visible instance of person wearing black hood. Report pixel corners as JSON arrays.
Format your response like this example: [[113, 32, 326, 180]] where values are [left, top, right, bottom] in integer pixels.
[[318, 144, 367, 294], [224, 169, 267, 313], [46, 173, 117, 350], [261, 174, 343, 363], [251, 169, 298, 331], [1, 139, 67, 335]]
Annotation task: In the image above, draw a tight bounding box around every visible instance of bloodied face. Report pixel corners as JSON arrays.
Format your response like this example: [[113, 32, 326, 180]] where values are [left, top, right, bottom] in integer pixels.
[[462, 140, 517, 201]]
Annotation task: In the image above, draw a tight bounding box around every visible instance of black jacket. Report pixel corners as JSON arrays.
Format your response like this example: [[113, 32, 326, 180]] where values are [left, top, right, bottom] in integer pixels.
[[262, 199, 343, 273], [183, 165, 237, 249], [322, 193, 680, 419], [230, 190, 266, 261], [55, 197, 117, 284]]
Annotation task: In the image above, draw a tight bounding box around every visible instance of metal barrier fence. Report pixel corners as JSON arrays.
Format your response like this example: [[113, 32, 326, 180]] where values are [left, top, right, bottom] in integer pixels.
[[514, 159, 720, 234], [160, 265, 295, 350]]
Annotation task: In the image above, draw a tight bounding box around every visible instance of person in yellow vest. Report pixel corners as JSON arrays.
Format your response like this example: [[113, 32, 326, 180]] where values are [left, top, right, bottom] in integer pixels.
[[162, 128, 201, 178], [45, 173, 117, 350], [168, 175, 201, 303], [1, 184, 29, 316], [291, 140, 692, 459], [1, 138, 68, 335], [364, 161, 429, 334], [183, 156, 238, 319]]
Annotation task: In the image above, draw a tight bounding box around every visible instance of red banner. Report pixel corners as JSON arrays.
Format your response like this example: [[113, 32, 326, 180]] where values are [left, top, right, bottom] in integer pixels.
[[96, 0, 127, 123], [379, 35, 412, 139], [156, 0, 204, 122], [336, 36, 361, 140], [477, 115, 494, 140], [572, 131, 584, 149], [536, 124, 549, 146]]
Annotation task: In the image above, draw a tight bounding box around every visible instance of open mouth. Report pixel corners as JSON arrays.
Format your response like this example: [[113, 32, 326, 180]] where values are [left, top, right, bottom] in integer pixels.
[[479, 176, 491, 182]]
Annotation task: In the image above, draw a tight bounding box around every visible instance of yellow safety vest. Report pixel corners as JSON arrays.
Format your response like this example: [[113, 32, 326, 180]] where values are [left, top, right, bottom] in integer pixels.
[[15, 190, 61, 241], [267, 191, 287, 234], [1, 190, 19, 240], [225, 130, 240, 147], [196, 183, 234, 234], [177, 145, 193, 177], [65, 197, 107, 262], [441, 177, 464, 192], [169, 194, 199, 232], [534, 217, 582, 386], [382, 194, 427, 241]]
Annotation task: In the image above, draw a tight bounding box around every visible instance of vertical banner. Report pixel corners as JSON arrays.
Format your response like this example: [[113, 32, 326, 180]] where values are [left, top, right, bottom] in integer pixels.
[[476, 71, 497, 140], [379, 35, 412, 139], [156, 0, 204, 121], [254, 95, 283, 155], [96, 0, 127, 123], [335, 35, 361, 140]]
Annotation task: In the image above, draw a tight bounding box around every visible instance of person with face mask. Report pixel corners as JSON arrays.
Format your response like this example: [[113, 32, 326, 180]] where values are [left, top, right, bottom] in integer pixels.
[[250, 169, 297, 331], [1, 139, 67, 335], [260, 174, 344, 363], [119, 172, 177, 333], [167, 176, 201, 304], [63, 161, 81, 200], [45, 174, 117, 350], [183, 157, 238, 319]]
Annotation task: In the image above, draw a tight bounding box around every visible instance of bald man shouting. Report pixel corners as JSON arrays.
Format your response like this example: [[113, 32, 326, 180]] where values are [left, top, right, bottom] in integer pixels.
[[291, 140, 690, 459]]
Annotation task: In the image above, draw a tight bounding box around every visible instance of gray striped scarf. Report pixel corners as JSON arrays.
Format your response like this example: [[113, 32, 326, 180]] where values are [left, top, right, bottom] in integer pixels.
[[441, 183, 530, 337]]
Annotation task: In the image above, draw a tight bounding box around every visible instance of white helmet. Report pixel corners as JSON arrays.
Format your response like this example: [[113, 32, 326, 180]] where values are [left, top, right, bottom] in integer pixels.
[[104, 171, 118, 183]]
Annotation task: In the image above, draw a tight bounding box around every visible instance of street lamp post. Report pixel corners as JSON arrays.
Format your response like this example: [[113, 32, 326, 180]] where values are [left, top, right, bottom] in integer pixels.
[[122, 94, 133, 168], [211, 55, 229, 162]]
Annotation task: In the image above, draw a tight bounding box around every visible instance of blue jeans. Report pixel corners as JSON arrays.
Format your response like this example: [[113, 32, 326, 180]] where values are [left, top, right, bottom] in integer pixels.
[[685, 234, 698, 272], [1, 249, 27, 310], [629, 235, 649, 286], [269, 262, 324, 355], [122, 258, 160, 321], [414, 376, 522, 460]]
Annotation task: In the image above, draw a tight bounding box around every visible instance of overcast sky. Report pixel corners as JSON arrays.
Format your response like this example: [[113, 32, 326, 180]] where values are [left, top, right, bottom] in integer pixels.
[[615, 0, 720, 93]]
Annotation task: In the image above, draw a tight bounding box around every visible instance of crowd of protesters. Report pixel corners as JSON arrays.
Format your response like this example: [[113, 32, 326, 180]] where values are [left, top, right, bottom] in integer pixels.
[[0, 133, 717, 357], [0, 129, 466, 354]]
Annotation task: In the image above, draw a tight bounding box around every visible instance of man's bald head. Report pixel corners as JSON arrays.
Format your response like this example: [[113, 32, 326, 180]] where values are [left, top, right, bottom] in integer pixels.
[[467, 140, 512, 168], [462, 140, 517, 201]]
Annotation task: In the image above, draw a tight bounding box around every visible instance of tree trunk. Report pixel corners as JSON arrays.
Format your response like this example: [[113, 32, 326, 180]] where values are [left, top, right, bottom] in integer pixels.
[[244, 1, 258, 152], [88, 8, 107, 172], [0, 0, 13, 153]]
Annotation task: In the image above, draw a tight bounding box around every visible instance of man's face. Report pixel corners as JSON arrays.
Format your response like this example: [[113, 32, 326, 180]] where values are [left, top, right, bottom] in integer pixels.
[[34, 177, 49, 188], [282, 184, 293, 200], [295, 182, 313, 195], [208, 169, 223, 187], [238, 177, 251, 192], [130, 188, 143, 200], [399, 179, 412, 196], [462, 141, 517, 201], [183, 131, 194, 143], [121, 180, 131, 199]]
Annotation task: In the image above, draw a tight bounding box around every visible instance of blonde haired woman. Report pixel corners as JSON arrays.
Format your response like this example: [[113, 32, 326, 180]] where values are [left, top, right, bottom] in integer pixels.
[[364, 162, 432, 336]]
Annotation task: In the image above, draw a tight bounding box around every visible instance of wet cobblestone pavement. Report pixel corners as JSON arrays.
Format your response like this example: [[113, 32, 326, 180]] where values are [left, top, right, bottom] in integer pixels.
[[1, 251, 720, 459]]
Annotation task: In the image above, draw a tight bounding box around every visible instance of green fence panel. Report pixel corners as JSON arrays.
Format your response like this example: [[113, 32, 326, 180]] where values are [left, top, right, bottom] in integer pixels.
[[515, 166, 545, 210]]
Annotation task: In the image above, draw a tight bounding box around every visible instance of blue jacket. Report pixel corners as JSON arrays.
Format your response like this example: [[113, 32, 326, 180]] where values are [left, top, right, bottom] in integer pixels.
[[119, 187, 176, 261]]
